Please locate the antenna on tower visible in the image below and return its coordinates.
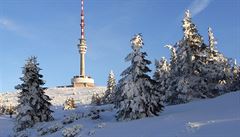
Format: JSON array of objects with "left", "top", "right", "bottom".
[{"left": 80, "top": 0, "right": 85, "bottom": 40}]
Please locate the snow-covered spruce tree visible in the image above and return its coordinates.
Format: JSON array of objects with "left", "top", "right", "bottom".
[
  {"left": 115, "top": 34, "right": 164, "bottom": 121},
  {"left": 15, "top": 57, "right": 54, "bottom": 132},
  {"left": 103, "top": 70, "right": 116, "bottom": 104},
  {"left": 153, "top": 57, "right": 170, "bottom": 102},
  {"left": 163, "top": 45, "right": 177, "bottom": 103},
  {"left": 203, "top": 27, "right": 232, "bottom": 96},
  {"left": 165, "top": 10, "right": 208, "bottom": 105}
]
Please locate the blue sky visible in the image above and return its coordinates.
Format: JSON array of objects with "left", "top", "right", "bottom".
[{"left": 0, "top": 0, "right": 239, "bottom": 92}]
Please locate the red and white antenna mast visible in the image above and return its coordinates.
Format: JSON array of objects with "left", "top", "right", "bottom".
[
  {"left": 78, "top": 0, "right": 87, "bottom": 77},
  {"left": 81, "top": 0, "right": 85, "bottom": 39}
]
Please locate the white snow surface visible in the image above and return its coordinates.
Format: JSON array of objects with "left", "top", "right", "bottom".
[{"left": 0, "top": 90, "right": 240, "bottom": 137}]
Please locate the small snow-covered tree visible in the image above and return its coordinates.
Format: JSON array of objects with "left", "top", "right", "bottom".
[
  {"left": 153, "top": 57, "right": 170, "bottom": 82},
  {"left": 115, "top": 34, "right": 164, "bottom": 121},
  {"left": 230, "top": 59, "right": 240, "bottom": 91},
  {"left": 153, "top": 57, "right": 170, "bottom": 102},
  {"left": 165, "top": 45, "right": 177, "bottom": 70},
  {"left": 232, "top": 60, "right": 239, "bottom": 80},
  {"left": 103, "top": 70, "right": 116, "bottom": 104},
  {"left": 15, "top": 57, "right": 54, "bottom": 132}
]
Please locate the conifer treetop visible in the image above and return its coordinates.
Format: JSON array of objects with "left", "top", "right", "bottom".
[
  {"left": 185, "top": 10, "right": 191, "bottom": 19},
  {"left": 165, "top": 45, "right": 176, "bottom": 57},
  {"left": 233, "top": 59, "right": 238, "bottom": 75},
  {"left": 208, "top": 27, "right": 217, "bottom": 51},
  {"left": 130, "top": 33, "right": 144, "bottom": 51},
  {"left": 154, "top": 57, "right": 168, "bottom": 72},
  {"left": 159, "top": 57, "right": 167, "bottom": 67},
  {"left": 107, "top": 70, "right": 116, "bottom": 90},
  {"left": 182, "top": 10, "right": 203, "bottom": 46},
  {"left": 182, "top": 10, "right": 192, "bottom": 39},
  {"left": 234, "top": 59, "right": 237, "bottom": 66},
  {"left": 164, "top": 45, "right": 177, "bottom": 66},
  {"left": 23, "top": 56, "right": 40, "bottom": 74},
  {"left": 25, "top": 56, "right": 38, "bottom": 67},
  {"left": 109, "top": 70, "right": 115, "bottom": 78}
]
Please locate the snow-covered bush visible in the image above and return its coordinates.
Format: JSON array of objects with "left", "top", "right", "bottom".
[
  {"left": 88, "top": 107, "right": 100, "bottom": 120},
  {"left": 0, "top": 105, "right": 16, "bottom": 115},
  {"left": 38, "top": 123, "right": 63, "bottom": 136},
  {"left": 62, "top": 113, "right": 84, "bottom": 125},
  {"left": 88, "top": 130, "right": 96, "bottom": 136},
  {"left": 0, "top": 105, "right": 4, "bottom": 113},
  {"left": 14, "top": 130, "right": 29, "bottom": 137},
  {"left": 63, "top": 98, "right": 77, "bottom": 110},
  {"left": 62, "top": 115, "right": 76, "bottom": 125},
  {"left": 96, "top": 122, "right": 106, "bottom": 128},
  {"left": 91, "top": 93, "right": 104, "bottom": 105},
  {"left": 62, "top": 124, "right": 83, "bottom": 137},
  {"left": 14, "top": 57, "right": 54, "bottom": 132}
]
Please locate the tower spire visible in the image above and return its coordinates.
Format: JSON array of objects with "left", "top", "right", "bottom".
[
  {"left": 81, "top": 0, "right": 85, "bottom": 40},
  {"left": 79, "top": 0, "right": 87, "bottom": 77}
]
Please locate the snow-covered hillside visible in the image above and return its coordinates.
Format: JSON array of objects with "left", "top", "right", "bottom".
[
  {"left": 0, "top": 91, "right": 239, "bottom": 137},
  {"left": 0, "top": 87, "right": 106, "bottom": 106}
]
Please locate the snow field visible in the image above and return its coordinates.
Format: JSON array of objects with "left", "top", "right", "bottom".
[{"left": 1, "top": 91, "right": 239, "bottom": 137}]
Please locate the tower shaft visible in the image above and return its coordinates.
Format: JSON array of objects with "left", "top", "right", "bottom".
[{"left": 80, "top": 44, "right": 86, "bottom": 76}]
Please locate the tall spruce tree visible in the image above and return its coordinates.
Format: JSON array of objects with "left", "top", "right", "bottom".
[
  {"left": 166, "top": 10, "right": 203, "bottom": 104},
  {"left": 103, "top": 70, "right": 116, "bottom": 104},
  {"left": 165, "top": 10, "right": 208, "bottom": 105},
  {"left": 163, "top": 45, "right": 179, "bottom": 103},
  {"left": 115, "top": 34, "right": 164, "bottom": 121},
  {"left": 204, "top": 27, "right": 232, "bottom": 96},
  {"left": 15, "top": 57, "right": 53, "bottom": 132}
]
